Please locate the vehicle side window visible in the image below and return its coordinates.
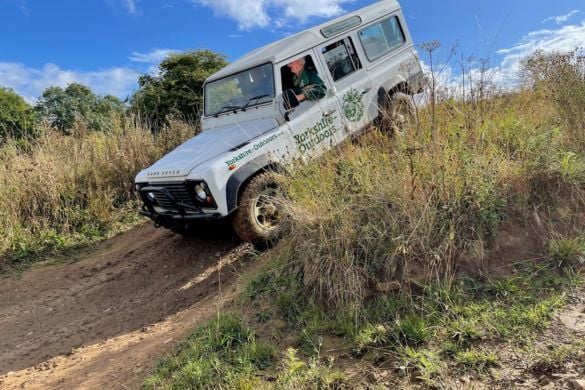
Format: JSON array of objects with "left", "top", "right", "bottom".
[
  {"left": 280, "top": 55, "right": 327, "bottom": 103},
  {"left": 321, "top": 37, "right": 363, "bottom": 82},
  {"left": 359, "top": 16, "right": 405, "bottom": 61}
]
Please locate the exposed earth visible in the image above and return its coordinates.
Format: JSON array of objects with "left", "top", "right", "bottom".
[{"left": 0, "top": 223, "right": 258, "bottom": 389}]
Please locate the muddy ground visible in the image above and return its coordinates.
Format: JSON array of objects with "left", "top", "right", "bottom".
[{"left": 0, "top": 223, "right": 258, "bottom": 389}]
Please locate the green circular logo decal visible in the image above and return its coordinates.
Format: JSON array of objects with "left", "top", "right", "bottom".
[{"left": 343, "top": 88, "right": 365, "bottom": 122}]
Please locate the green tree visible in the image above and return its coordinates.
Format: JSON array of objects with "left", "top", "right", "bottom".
[
  {"left": 35, "top": 83, "right": 124, "bottom": 134},
  {"left": 0, "top": 87, "right": 35, "bottom": 142},
  {"left": 131, "top": 50, "right": 227, "bottom": 131}
]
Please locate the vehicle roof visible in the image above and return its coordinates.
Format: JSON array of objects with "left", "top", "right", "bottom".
[{"left": 206, "top": 0, "right": 401, "bottom": 82}]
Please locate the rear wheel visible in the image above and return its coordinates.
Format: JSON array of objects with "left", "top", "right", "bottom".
[
  {"left": 380, "top": 92, "right": 418, "bottom": 135},
  {"left": 232, "top": 172, "right": 284, "bottom": 247}
]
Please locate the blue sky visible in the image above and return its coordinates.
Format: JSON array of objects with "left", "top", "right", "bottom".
[{"left": 0, "top": 0, "right": 583, "bottom": 101}]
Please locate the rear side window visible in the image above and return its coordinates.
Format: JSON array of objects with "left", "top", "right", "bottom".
[
  {"left": 359, "top": 16, "right": 405, "bottom": 61},
  {"left": 321, "top": 37, "right": 363, "bottom": 82}
]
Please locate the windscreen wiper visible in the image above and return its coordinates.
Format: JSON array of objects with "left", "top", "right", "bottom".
[
  {"left": 213, "top": 95, "right": 270, "bottom": 118},
  {"left": 213, "top": 105, "right": 244, "bottom": 118},
  {"left": 243, "top": 94, "right": 270, "bottom": 110}
]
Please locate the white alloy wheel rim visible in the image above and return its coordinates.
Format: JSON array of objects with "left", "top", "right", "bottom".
[{"left": 252, "top": 190, "right": 280, "bottom": 231}]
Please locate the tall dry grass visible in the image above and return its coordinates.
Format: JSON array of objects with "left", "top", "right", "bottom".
[
  {"left": 0, "top": 118, "right": 194, "bottom": 268},
  {"left": 522, "top": 49, "right": 585, "bottom": 147},
  {"left": 275, "top": 51, "right": 585, "bottom": 309}
]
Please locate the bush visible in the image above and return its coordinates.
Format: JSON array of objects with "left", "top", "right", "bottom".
[
  {"left": 131, "top": 50, "right": 227, "bottom": 132},
  {"left": 0, "top": 87, "right": 35, "bottom": 142},
  {"left": 34, "top": 83, "right": 124, "bottom": 135},
  {"left": 278, "top": 127, "right": 505, "bottom": 308}
]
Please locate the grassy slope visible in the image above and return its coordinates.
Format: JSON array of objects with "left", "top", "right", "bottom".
[
  {"left": 144, "top": 210, "right": 585, "bottom": 389},
  {"left": 144, "top": 52, "right": 585, "bottom": 388}
]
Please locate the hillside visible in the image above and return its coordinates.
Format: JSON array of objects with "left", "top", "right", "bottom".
[
  {"left": 0, "top": 51, "right": 584, "bottom": 389},
  {"left": 141, "top": 50, "right": 585, "bottom": 388}
]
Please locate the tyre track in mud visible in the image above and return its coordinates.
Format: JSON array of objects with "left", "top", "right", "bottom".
[{"left": 0, "top": 223, "right": 256, "bottom": 389}]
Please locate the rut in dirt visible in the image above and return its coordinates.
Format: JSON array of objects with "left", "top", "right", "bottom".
[{"left": 0, "top": 222, "right": 247, "bottom": 375}]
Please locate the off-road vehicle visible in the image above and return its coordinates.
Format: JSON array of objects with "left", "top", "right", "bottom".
[{"left": 134, "top": 0, "right": 425, "bottom": 245}]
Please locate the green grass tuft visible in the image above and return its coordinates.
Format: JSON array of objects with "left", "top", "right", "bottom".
[
  {"left": 144, "top": 314, "right": 276, "bottom": 389},
  {"left": 455, "top": 349, "right": 499, "bottom": 372},
  {"left": 549, "top": 235, "right": 585, "bottom": 270}
]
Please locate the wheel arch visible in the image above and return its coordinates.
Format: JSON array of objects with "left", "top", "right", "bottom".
[
  {"left": 389, "top": 81, "right": 411, "bottom": 95},
  {"left": 376, "top": 81, "right": 412, "bottom": 123},
  {"left": 226, "top": 155, "right": 283, "bottom": 214},
  {"left": 377, "top": 81, "right": 411, "bottom": 106}
]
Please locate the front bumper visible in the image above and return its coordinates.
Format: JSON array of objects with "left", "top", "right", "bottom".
[{"left": 139, "top": 186, "right": 221, "bottom": 228}]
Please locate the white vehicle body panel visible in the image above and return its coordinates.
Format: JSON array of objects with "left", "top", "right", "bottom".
[{"left": 141, "top": 117, "right": 278, "bottom": 179}]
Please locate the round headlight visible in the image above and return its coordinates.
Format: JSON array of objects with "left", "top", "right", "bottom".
[{"left": 194, "top": 184, "right": 207, "bottom": 201}]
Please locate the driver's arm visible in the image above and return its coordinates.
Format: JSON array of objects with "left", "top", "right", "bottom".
[{"left": 302, "top": 71, "right": 327, "bottom": 101}]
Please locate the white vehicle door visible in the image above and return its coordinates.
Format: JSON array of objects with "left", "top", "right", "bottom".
[
  {"left": 278, "top": 51, "right": 345, "bottom": 160},
  {"left": 318, "top": 35, "right": 374, "bottom": 135}
]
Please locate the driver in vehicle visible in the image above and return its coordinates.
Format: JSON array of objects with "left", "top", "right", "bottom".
[{"left": 287, "top": 57, "right": 327, "bottom": 102}]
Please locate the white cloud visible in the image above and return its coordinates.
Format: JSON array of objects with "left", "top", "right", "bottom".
[
  {"left": 0, "top": 0, "right": 29, "bottom": 15},
  {"left": 273, "top": 0, "right": 346, "bottom": 23},
  {"left": 122, "top": 0, "right": 139, "bottom": 15},
  {"left": 0, "top": 62, "right": 138, "bottom": 102},
  {"left": 497, "top": 21, "right": 585, "bottom": 71},
  {"left": 192, "top": 0, "right": 349, "bottom": 30},
  {"left": 129, "top": 48, "right": 179, "bottom": 76},
  {"left": 105, "top": 0, "right": 140, "bottom": 15},
  {"left": 130, "top": 49, "right": 178, "bottom": 64},
  {"left": 423, "top": 20, "right": 585, "bottom": 96},
  {"left": 193, "top": 0, "right": 270, "bottom": 29},
  {"left": 0, "top": 48, "right": 181, "bottom": 103},
  {"left": 543, "top": 10, "right": 580, "bottom": 25},
  {"left": 18, "top": 0, "right": 29, "bottom": 16}
]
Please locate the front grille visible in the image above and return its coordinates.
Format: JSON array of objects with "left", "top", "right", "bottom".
[{"left": 149, "top": 182, "right": 195, "bottom": 211}]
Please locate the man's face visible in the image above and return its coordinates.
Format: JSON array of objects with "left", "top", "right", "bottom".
[{"left": 288, "top": 59, "right": 304, "bottom": 76}]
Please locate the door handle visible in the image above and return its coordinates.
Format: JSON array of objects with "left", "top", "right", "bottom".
[
  {"left": 324, "top": 108, "right": 337, "bottom": 117},
  {"left": 361, "top": 87, "right": 371, "bottom": 95}
]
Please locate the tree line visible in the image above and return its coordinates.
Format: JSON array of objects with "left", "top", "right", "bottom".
[{"left": 0, "top": 50, "right": 227, "bottom": 142}]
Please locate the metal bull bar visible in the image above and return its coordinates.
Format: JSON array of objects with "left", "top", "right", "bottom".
[{"left": 138, "top": 186, "right": 213, "bottom": 227}]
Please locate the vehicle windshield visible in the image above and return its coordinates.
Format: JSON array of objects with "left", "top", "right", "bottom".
[{"left": 204, "top": 63, "right": 275, "bottom": 117}]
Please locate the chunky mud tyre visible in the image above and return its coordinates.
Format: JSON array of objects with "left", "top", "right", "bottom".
[
  {"left": 232, "top": 172, "right": 284, "bottom": 248},
  {"left": 380, "top": 92, "right": 418, "bottom": 135}
]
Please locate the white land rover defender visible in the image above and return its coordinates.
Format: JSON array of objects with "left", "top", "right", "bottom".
[{"left": 134, "top": 0, "right": 425, "bottom": 245}]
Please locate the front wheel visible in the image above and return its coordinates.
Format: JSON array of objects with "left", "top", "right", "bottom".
[{"left": 232, "top": 172, "right": 284, "bottom": 247}]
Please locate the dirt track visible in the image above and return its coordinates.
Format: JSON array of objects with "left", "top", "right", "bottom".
[{"left": 0, "top": 223, "right": 255, "bottom": 389}]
